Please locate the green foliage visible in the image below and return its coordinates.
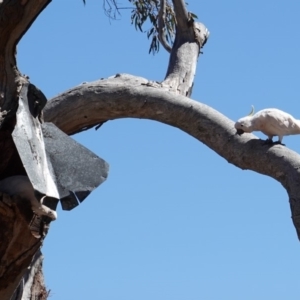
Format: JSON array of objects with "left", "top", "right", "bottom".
[
  {"left": 87, "top": 0, "right": 195, "bottom": 55},
  {"left": 129, "top": 0, "right": 176, "bottom": 54}
]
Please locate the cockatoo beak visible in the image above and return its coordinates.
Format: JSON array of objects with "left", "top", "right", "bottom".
[{"left": 236, "top": 129, "right": 245, "bottom": 135}]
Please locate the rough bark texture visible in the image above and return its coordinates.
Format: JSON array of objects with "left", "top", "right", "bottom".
[
  {"left": 44, "top": 74, "right": 300, "bottom": 240},
  {"left": 158, "top": 0, "right": 172, "bottom": 53},
  {"left": 11, "top": 251, "right": 49, "bottom": 300},
  {"left": 0, "top": 1, "right": 51, "bottom": 299},
  {"left": 0, "top": 192, "right": 42, "bottom": 300},
  {"left": 0, "top": 0, "right": 51, "bottom": 122}
]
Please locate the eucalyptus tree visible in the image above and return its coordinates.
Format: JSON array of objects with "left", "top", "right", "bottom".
[{"left": 0, "top": 1, "right": 299, "bottom": 299}]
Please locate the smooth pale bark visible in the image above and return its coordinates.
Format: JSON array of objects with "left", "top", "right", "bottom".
[
  {"left": 44, "top": 74, "right": 300, "bottom": 239},
  {"left": 160, "top": 0, "right": 209, "bottom": 97},
  {"left": 158, "top": 0, "right": 172, "bottom": 53},
  {"left": 11, "top": 251, "right": 48, "bottom": 300}
]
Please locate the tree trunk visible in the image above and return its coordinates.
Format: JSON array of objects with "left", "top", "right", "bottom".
[
  {"left": 0, "top": 1, "right": 51, "bottom": 298},
  {"left": 161, "top": 0, "right": 209, "bottom": 96},
  {"left": 11, "top": 251, "right": 49, "bottom": 300}
]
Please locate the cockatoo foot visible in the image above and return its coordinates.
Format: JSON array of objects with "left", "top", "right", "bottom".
[
  {"left": 273, "top": 140, "right": 285, "bottom": 146},
  {"left": 263, "top": 139, "right": 285, "bottom": 146},
  {"left": 263, "top": 139, "right": 274, "bottom": 145}
]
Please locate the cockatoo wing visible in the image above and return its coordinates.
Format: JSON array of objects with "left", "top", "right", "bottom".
[{"left": 257, "top": 109, "right": 300, "bottom": 136}]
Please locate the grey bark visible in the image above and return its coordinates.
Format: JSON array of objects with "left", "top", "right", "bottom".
[
  {"left": 171, "top": 0, "right": 189, "bottom": 29},
  {"left": 158, "top": 0, "right": 172, "bottom": 53},
  {"left": 44, "top": 73, "right": 300, "bottom": 239},
  {"left": 161, "top": 0, "right": 209, "bottom": 96}
]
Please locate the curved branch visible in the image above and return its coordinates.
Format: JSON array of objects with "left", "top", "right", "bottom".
[
  {"left": 5, "top": 0, "right": 51, "bottom": 49},
  {"left": 44, "top": 74, "right": 300, "bottom": 240},
  {"left": 158, "top": 0, "right": 172, "bottom": 53}
]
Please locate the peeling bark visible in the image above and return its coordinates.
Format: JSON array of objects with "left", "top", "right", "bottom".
[
  {"left": 44, "top": 74, "right": 300, "bottom": 240},
  {"left": 11, "top": 251, "right": 49, "bottom": 300}
]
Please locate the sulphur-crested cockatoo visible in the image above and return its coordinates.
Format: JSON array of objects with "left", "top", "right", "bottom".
[
  {"left": 0, "top": 175, "right": 57, "bottom": 220},
  {"left": 235, "top": 106, "right": 300, "bottom": 144}
]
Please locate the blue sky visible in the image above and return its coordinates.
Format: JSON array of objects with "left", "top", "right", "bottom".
[{"left": 18, "top": 0, "right": 300, "bottom": 299}]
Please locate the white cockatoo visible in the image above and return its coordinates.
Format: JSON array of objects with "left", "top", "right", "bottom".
[
  {"left": 0, "top": 175, "right": 57, "bottom": 220},
  {"left": 235, "top": 106, "right": 300, "bottom": 144}
]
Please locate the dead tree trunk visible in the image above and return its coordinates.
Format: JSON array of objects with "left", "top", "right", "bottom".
[
  {"left": 11, "top": 251, "right": 49, "bottom": 300},
  {"left": 0, "top": 1, "right": 51, "bottom": 299}
]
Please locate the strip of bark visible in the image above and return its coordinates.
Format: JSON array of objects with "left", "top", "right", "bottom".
[{"left": 0, "top": 192, "right": 42, "bottom": 300}]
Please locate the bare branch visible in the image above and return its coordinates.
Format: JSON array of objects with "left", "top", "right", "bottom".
[
  {"left": 43, "top": 74, "right": 300, "bottom": 243},
  {"left": 157, "top": 0, "right": 209, "bottom": 96},
  {"left": 161, "top": 19, "right": 209, "bottom": 97},
  {"left": 158, "top": 0, "right": 172, "bottom": 52},
  {"left": 171, "top": 0, "right": 189, "bottom": 30}
]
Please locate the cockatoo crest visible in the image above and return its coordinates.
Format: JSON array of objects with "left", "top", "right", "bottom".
[{"left": 235, "top": 106, "right": 255, "bottom": 135}]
